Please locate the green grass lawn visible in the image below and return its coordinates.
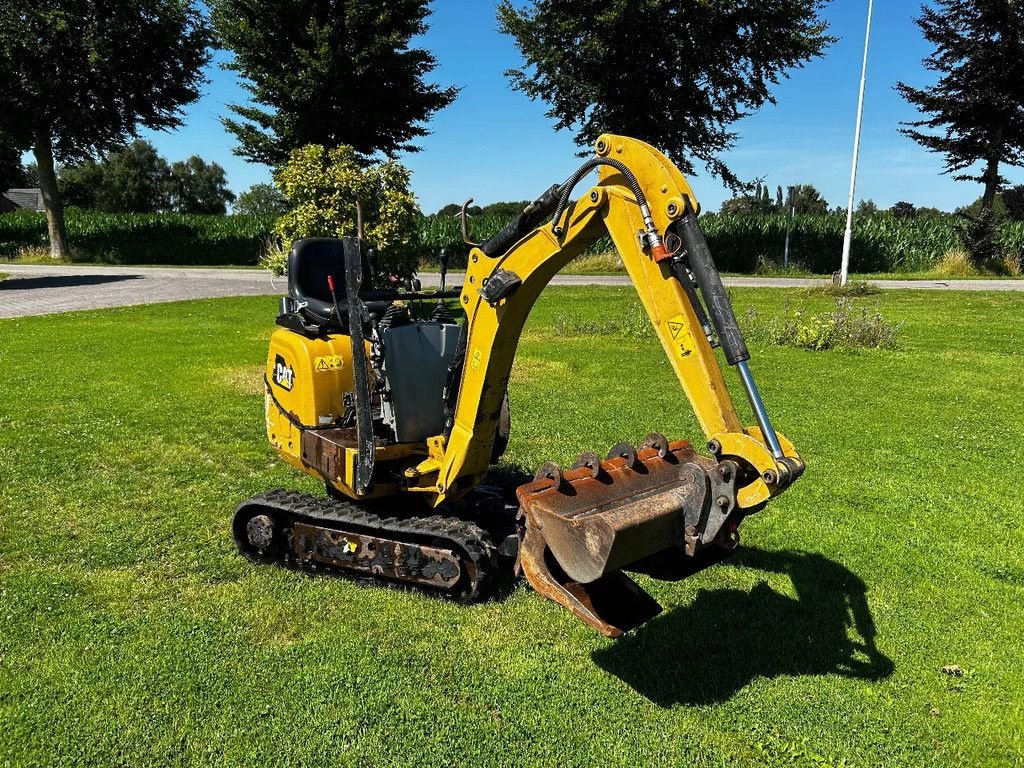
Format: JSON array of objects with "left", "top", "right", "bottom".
[{"left": 2, "top": 287, "right": 1022, "bottom": 767}]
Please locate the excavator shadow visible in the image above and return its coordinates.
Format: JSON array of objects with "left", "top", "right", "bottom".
[{"left": 593, "top": 547, "right": 894, "bottom": 707}]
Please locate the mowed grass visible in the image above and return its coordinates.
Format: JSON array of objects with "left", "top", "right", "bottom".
[{"left": 1, "top": 287, "right": 1023, "bottom": 767}]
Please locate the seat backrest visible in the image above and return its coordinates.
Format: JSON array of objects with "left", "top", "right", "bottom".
[{"left": 288, "top": 238, "right": 347, "bottom": 322}]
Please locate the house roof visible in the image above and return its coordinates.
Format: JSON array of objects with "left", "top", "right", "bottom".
[{"left": 1, "top": 189, "right": 45, "bottom": 212}]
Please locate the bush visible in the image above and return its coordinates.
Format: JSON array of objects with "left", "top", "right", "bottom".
[
  {"left": 743, "top": 298, "right": 901, "bottom": 351},
  {"left": 274, "top": 145, "right": 419, "bottom": 283}
]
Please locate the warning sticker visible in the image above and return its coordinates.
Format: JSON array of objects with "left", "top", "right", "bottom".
[
  {"left": 665, "top": 315, "right": 692, "bottom": 358},
  {"left": 314, "top": 355, "right": 345, "bottom": 372},
  {"left": 666, "top": 315, "right": 687, "bottom": 340}
]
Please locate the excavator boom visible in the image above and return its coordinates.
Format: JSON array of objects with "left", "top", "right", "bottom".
[{"left": 430, "top": 135, "right": 804, "bottom": 634}]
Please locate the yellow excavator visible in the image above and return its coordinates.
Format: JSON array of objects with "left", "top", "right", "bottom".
[{"left": 233, "top": 134, "right": 804, "bottom": 637}]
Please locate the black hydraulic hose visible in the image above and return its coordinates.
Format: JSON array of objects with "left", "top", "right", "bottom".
[
  {"left": 550, "top": 157, "right": 651, "bottom": 236},
  {"left": 481, "top": 184, "right": 561, "bottom": 258},
  {"left": 677, "top": 210, "right": 750, "bottom": 366}
]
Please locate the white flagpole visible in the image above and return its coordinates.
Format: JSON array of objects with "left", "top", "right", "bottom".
[{"left": 840, "top": 0, "right": 874, "bottom": 286}]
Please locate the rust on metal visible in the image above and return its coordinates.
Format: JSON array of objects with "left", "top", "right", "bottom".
[
  {"left": 300, "top": 427, "right": 359, "bottom": 481},
  {"left": 291, "top": 522, "right": 462, "bottom": 588},
  {"left": 516, "top": 437, "right": 743, "bottom": 637},
  {"left": 518, "top": 439, "right": 704, "bottom": 584}
]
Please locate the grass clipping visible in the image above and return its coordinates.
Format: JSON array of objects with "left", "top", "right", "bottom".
[{"left": 743, "top": 298, "right": 901, "bottom": 351}]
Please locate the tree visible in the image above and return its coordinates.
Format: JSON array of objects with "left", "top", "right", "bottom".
[
  {"left": 0, "top": 1, "right": 211, "bottom": 257},
  {"left": 235, "top": 183, "right": 289, "bottom": 217},
  {"left": 896, "top": 1, "right": 1024, "bottom": 228},
  {"left": 61, "top": 140, "right": 172, "bottom": 213},
  {"left": 168, "top": 157, "right": 235, "bottom": 214},
  {"left": 92, "top": 140, "right": 171, "bottom": 213},
  {"left": 720, "top": 182, "right": 779, "bottom": 215},
  {"left": 856, "top": 199, "right": 879, "bottom": 215},
  {"left": 498, "top": 0, "right": 833, "bottom": 188},
  {"left": 274, "top": 145, "right": 420, "bottom": 282},
  {"left": 0, "top": 137, "right": 26, "bottom": 192},
  {"left": 211, "top": 0, "right": 456, "bottom": 167},
  {"left": 1000, "top": 184, "right": 1024, "bottom": 221},
  {"left": 790, "top": 185, "right": 829, "bottom": 215},
  {"left": 890, "top": 201, "right": 918, "bottom": 219}
]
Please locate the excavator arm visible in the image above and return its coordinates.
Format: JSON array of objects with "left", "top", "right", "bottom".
[{"left": 433, "top": 135, "right": 804, "bottom": 635}]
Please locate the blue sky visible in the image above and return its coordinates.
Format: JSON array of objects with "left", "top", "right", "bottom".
[{"left": 135, "top": 0, "right": 1021, "bottom": 215}]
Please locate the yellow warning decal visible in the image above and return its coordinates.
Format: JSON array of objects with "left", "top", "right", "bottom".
[
  {"left": 666, "top": 315, "right": 687, "bottom": 340},
  {"left": 665, "top": 315, "right": 692, "bottom": 358},
  {"left": 314, "top": 355, "right": 345, "bottom": 372}
]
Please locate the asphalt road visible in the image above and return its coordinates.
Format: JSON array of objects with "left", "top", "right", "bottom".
[{"left": 1, "top": 263, "right": 1022, "bottom": 319}]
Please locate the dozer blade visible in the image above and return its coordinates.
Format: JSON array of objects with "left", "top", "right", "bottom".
[{"left": 516, "top": 435, "right": 738, "bottom": 637}]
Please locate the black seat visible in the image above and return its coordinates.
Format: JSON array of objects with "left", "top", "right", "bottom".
[{"left": 287, "top": 238, "right": 391, "bottom": 326}]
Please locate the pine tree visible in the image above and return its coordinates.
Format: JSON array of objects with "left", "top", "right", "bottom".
[
  {"left": 897, "top": 0, "right": 1024, "bottom": 215},
  {"left": 498, "top": 0, "right": 833, "bottom": 188},
  {"left": 212, "top": 0, "right": 456, "bottom": 167}
]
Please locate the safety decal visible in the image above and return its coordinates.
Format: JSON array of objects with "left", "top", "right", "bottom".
[
  {"left": 667, "top": 315, "right": 686, "bottom": 340},
  {"left": 272, "top": 354, "right": 294, "bottom": 391},
  {"left": 315, "top": 355, "right": 345, "bottom": 373},
  {"left": 666, "top": 315, "right": 692, "bottom": 358}
]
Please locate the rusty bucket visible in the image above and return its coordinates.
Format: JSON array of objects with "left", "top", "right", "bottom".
[{"left": 516, "top": 434, "right": 738, "bottom": 637}]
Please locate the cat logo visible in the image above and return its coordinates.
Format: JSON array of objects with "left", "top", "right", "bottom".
[{"left": 272, "top": 354, "right": 294, "bottom": 391}]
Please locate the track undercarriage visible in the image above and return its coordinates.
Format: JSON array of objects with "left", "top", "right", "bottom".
[{"left": 233, "top": 432, "right": 781, "bottom": 637}]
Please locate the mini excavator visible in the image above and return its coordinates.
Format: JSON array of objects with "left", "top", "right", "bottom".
[{"left": 233, "top": 135, "right": 804, "bottom": 637}]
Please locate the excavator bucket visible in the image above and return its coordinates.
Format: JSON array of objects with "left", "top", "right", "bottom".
[{"left": 516, "top": 434, "right": 739, "bottom": 637}]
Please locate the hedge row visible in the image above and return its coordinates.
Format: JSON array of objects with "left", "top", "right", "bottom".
[{"left": 4, "top": 208, "right": 1024, "bottom": 272}]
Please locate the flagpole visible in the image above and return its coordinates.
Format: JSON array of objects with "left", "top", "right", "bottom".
[{"left": 840, "top": 0, "right": 874, "bottom": 286}]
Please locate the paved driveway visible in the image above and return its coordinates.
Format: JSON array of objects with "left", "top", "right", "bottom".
[{"left": 1, "top": 263, "right": 1022, "bottom": 319}]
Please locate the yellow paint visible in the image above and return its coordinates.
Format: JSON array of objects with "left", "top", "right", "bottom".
[{"left": 265, "top": 134, "right": 801, "bottom": 510}]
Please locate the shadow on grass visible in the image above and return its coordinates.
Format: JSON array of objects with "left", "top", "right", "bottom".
[
  {"left": 594, "top": 547, "right": 894, "bottom": 707},
  {"left": 0, "top": 274, "right": 141, "bottom": 290}
]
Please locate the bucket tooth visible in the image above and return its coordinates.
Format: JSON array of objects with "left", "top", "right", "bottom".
[
  {"left": 606, "top": 442, "right": 639, "bottom": 469},
  {"left": 572, "top": 451, "right": 604, "bottom": 478}
]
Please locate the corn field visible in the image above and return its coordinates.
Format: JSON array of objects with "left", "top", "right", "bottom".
[
  {"left": 3, "top": 208, "right": 1023, "bottom": 272},
  {"left": 0, "top": 210, "right": 275, "bottom": 265}
]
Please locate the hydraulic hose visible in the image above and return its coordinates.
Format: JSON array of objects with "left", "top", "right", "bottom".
[
  {"left": 550, "top": 157, "right": 647, "bottom": 236},
  {"left": 549, "top": 156, "right": 669, "bottom": 261}
]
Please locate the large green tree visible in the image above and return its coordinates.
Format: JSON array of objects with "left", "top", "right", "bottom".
[
  {"left": 498, "top": 0, "right": 833, "bottom": 188},
  {"left": 211, "top": 0, "right": 457, "bottom": 167},
  {"left": 168, "top": 156, "right": 236, "bottom": 214},
  {"left": 897, "top": 1, "right": 1024, "bottom": 217},
  {"left": 62, "top": 141, "right": 236, "bottom": 214},
  {"left": 62, "top": 140, "right": 172, "bottom": 213},
  {"left": 234, "top": 183, "right": 289, "bottom": 217},
  {"left": 0, "top": 1, "right": 211, "bottom": 256}
]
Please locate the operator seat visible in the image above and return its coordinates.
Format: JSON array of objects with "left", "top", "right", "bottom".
[{"left": 286, "top": 237, "right": 392, "bottom": 326}]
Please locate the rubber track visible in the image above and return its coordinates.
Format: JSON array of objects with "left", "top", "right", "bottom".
[{"left": 234, "top": 488, "right": 498, "bottom": 602}]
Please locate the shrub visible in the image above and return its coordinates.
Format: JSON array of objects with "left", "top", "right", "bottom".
[
  {"left": 274, "top": 145, "right": 419, "bottom": 283},
  {"left": 743, "top": 298, "right": 901, "bottom": 351}
]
